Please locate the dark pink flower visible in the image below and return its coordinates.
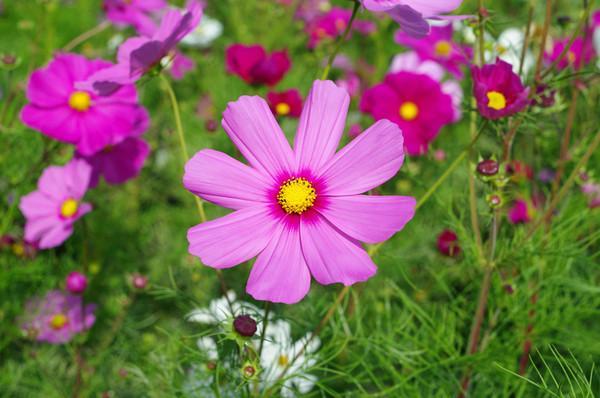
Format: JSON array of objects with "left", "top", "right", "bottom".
[
  {"left": 508, "top": 198, "right": 535, "bottom": 224},
  {"left": 336, "top": 72, "right": 361, "bottom": 98},
  {"left": 359, "top": 71, "right": 454, "bottom": 156},
  {"left": 66, "top": 271, "right": 88, "bottom": 294},
  {"left": 102, "top": 0, "right": 167, "bottom": 36},
  {"left": 544, "top": 37, "right": 595, "bottom": 70},
  {"left": 19, "top": 159, "right": 93, "bottom": 249},
  {"left": 132, "top": 273, "right": 148, "bottom": 289},
  {"left": 0, "top": 235, "right": 38, "bottom": 258},
  {"left": 394, "top": 24, "right": 471, "bottom": 78},
  {"left": 21, "top": 54, "right": 145, "bottom": 156},
  {"left": 267, "top": 89, "right": 303, "bottom": 118},
  {"left": 471, "top": 58, "right": 530, "bottom": 119},
  {"left": 306, "top": 7, "right": 375, "bottom": 49},
  {"left": 79, "top": 1, "right": 203, "bottom": 95},
  {"left": 437, "top": 229, "right": 460, "bottom": 256},
  {"left": 165, "top": 51, "right": 195, "bottom": 80},
  {"left": 506, "top": 160, "right": 533, "bottom": 182},
  {"left": 225, "top": 44, "right": 290, "bottom": 86},
  {"left": 20, "top": 290, "right": 96, "bottom": 344}
]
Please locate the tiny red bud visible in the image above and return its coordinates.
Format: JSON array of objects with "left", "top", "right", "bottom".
[
  {"left": 243, "top": 365, "right": 256, "bottom": 377},
  {"left": 233, "top": 314, "right": 257, "bottom": 337},
  {"left": 477, "top": 159, "right": 499, "bottom": 176}
]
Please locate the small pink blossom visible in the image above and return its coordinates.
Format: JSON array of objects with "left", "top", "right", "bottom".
[
  {"left": 66, "top": 271, "right": 88, "bottom": 294},
  {"left": 225, "top": 44, "right": 290, "bottom": 86},
  {"left": 437, "top": 229, "right": 460, "bottom": 256},
  {"left": 508, "top": 198, "right": 535, "bottom": 224},
  {"left": 306, "top": 7, "right": 375, "bottom": 49},
  {"left": 267, "top": 89, "right": 303, "bottom": 118},
  {"left": 166, "top": 52, "right": 196, "bottom": 80},
  {"left": 544, "top": 37, "right": 595, "bottom": 70},
  {"left": 102, "top": 0, "right": 167, "bottom": 36}
]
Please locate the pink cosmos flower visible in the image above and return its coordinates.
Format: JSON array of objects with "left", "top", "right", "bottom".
[
  {"left": 359, "top": 71, "right": 454, "bottom": 156},
  {"left": 506, "top": 160, "right": 533, "bottom": 183},
  {"left": 471, "top": 58, "right": 530, "bottom": 119},
  {"left": 225, "top": 44, "right": 291, "bottom": 86},
  {"left": 183, "top": 80, "right": 416, "bottom": 304},
  {"left": 437, "top": 229, "right": 460, "bottom": 257},
  {"left": 544, "top": 37, "right": 595, "bottom": 70},
  {"left": 166, "top": 52, "right": 196, "bottom": 80},
  {"left": 508, "top": 198, "right": 535, "bottom": 224},
  {"left": 102, "top": 0, "right": 167, "bottom": 36},
  {"left": 359, "top": 0, "right": 470, "bottom": 39},
  {"left": 79, "top": 1, "right": 203, "bottom": 96},
  {"left": 21, "top": 53, "right": 145, "bottom": 156},
  {"left": 306, "top": 7, "right": 376, "bottom": 49},
  {"left": 267, "top": 89, "right": 303, "bottom": 118},
  {"left": 20, "top": 290, "right": 96, "bottom": 344},
  {"left": 394, "top": 24, "right": 471, "bottom": 78},
  {"left": 0, "top": 235, "right": 38, "bottom": 259},
  {"left": 19, "top": 159, "right": 92, "bottom": 249}
]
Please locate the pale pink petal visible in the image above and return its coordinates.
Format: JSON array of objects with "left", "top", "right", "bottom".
[
  {"left": 187, "top": 206, "right": 279, "bottom": 269},
  {"left": 294, "top": 80, "right": 350, "bottom": 172},
  {"left": 38, "top": 222, "right": 74, "bottom": 249},
  {"left": 246, "top": 218, "right": 311, "bottom": 304},
  {"left": 23, "top": 216, "right": 57, "bottom": 242},
  {"left": 221, "top": 96, "right": 294, "bottom": 180},
  {"left": 36, "top": 165, "right": 70, "bottom": 200},
  {"left": 317, "top": 195, "right": 416, "bottom": 244},
  {"left": 300, "top": 212, "right": 377, "bottom": 285},
  {"left": 184, "top": 149, "right": 273, "bottom": 210},
  {"left": 316, "top": 119, "right": 405, "bottom": 195},
  {"left": 19, "top": 191, "right": 56, "bottom": 218}
]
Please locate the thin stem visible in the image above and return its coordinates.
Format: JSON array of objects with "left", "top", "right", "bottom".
[
  {"left": 320, "top": 0, "right": 360, "bottom": 81},
  {"left": 534, "top": 0, "right": 552, "bottom": 80},
  {"left": 62, "top": 20, "right": 111, "bottom": 53},
  {"left": 468, "top": 100, "right": 485, "bottom": 257}
]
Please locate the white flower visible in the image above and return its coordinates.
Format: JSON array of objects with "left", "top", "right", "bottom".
[
  {"left": 593, "top": 28, "right": 600, "bottom": 69},
  {"left": 180, "top": 14, "right": 223, "bottom": 48},
  {"left": 495, "top": 28, "right": 535, "bottom": 76},
  {"left": 258, "top": 320, "right": 320, "bottom": 397}
]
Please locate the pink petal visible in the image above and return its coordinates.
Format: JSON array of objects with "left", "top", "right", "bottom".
[
  {"left": 300, "top": 212, "right": 377, "bottom": 285},
  {"left": 317, "top": 195, "right": 416, "bottom": 244},
  {"left": 316, "top": 119, "right": 405, "bottom": 195},
  {"left": 38, "top": 222, "right": 74, "bottom": 249},
  {"left": 21, "top": 105, "right": 81, "bottom": 144},
  {"left": 184, "top": 149, "right": 273, "bottom": 210},
  {"left": 187, "top": 206, "right": 279, "bottom": 269},
  {"left": 24, "top": 216, "right": 57, "bottom": 242},
  {"left": 294, "top": 80, "right": 350, "bottom": 172},
  {"left": 221, "top": 96, "right": 294, "bottom": 180},
  {"left": 246, "top": 218, "right": 311, "bottom": 304}
]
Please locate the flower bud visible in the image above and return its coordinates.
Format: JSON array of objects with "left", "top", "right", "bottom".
[
  {"left": 477, "top": 159, "right": 499, "bottom": 176},
  {"left": 66, "top": 271, "right": 88, "bottom": 294},
  {"left": 437, "top": 230, "right": 460, "bottom": 257},
  {"left": 233, "top": 314, "right": 257, "bottom": 337},
  {"left": 243, "top": 365, "right": 256, "bottom": 378},
  {"left": 132, "top": 274, "right": 148, "bottom": 289}
]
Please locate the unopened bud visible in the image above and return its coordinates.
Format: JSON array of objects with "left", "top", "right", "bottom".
[
  {"left": 66, "top": 271, "right": 88, "bottom": 294},
  {"left": 477, "top": 159, "right": 499, "bottom": 176},
  {"left": 233, "top": 314, "right": 257, "bottom": 337}
]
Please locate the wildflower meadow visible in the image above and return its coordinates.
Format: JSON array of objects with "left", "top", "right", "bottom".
[{"left": 2, "top": 0, "right": 600, "bottom": 396}]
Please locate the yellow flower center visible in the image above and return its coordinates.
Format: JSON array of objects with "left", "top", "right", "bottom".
[
  {"left": 487, "top": 91, "right": 507, "bottom": 110},
  {"left": 315, "top": 28, "right": 327, "bottom": 38},
  {"left": 275, "top": 103, "right": 291, "bottom": 115},
  {"left": 497, "top": 44, "right": 507, "bottom": 54},
  {"left": 11, "top": 243, "right": 24, "bottom": 256},
  {"left": 434, "top": 40, "right": 452, "bottom": 57},
  {"left": 567, "top": 51, "right": 576, "bottom": 63},
  {"left": 60, "top": 199, "right": 79, "bottom": 218},
  {"left": 335, "top": 18, "right": 346, "bottom": 31},
  {"left": 399, "top": 101, "right": 419, "bottom": 121},
  {"left": 50, "top": 313, "right": 68, "bottom": 330},
  {"left": 278, "top": 355, "right": 288, "bottom": 367},
  {"left": 277, "top": 177, "right": 316, "bottom": 215},
  {"left": 68, "top": 91, "right": 92, "bottom": 112}
]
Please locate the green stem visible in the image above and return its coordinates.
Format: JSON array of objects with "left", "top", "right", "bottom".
[
  {"left": 62, "top": 20, "right": 110, "bottom": 53},
  {"left": 320, "top": 0, "right": 360, "bottom": 81}
]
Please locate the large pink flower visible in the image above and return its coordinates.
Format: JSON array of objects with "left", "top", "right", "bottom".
[
  {"left": 183, "top": 80, "right": 416, "bottom": 304},
  {"left": 102, "top": 0, "right": 167, "bottom": 36},
  {"left": 19, "top": 159, "right": 92, "bottom": 249},
  {"left": 21, "top": 53, "right": 145, "bottom": 156},
  {"left": 359, "top": 71, "right": 454, "bottom": 155},
  {"left": 359, "top": 0, "right": 470, "bottom": 39}
]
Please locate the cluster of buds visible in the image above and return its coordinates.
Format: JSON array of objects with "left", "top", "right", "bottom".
[{"left": 474, "top": 157, "right": 509, "bottom": 208}]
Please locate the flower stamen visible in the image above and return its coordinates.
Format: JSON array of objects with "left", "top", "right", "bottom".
[
  {"left": 487, "top": 91, "right": 507, "bottom": 110},
  {"left": 68, "top": 91, "right": 92, "bottom": 112},
  {"left": 277, "top": 177, "right": 316, "bottom": 214},
  {"left": 399, "top": 101, "right": 418, "bottom": 121},
  {"left": 60, "top": 199, "right": 79, "bottom": 218}
]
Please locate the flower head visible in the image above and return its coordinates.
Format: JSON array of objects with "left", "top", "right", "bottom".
[
  {"left": 184, "top": 80, "right": 415, "bottom": 304},
  {"left": 21, "top": 54, "right": 146, "bottom": 156},
  {"left": 267, "top": 89, "right": 303, "bottom": 118},
  {"left": 508, "top": 198, "right": 535, "bottom": 224},
  {"left": 180, "top": 13, "right": 223, "bottom": 48},
  {"left": 545, "top": 37, "right": 595, "bottom": 70},
  {"left": 66, "top": 271, "right": 88, "bottom": 294},
  {"left": 20, "top": 290, "right": 96, "bottom": 344},
  {"left": 437, "top": 229, "right": 460, "bottom": 256},
  {"left": 306, "top": 7, "right": 375, "bottom": 49},
  {"left": 471, "top": 58, "right": 530, "bottom": 119},
  {"left": 102, "top": 0, "right": 167, "bottom": 36},
  {"left": 19, "top": 159, "right": 93, "bottom": 249},
  {"left": 225, "top": 44, "right": 290, "bottom": 86}
]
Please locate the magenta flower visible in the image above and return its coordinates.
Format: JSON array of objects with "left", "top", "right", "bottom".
[
  {"left": 225, "top": 44, "right": 291, "bottom": 87},
  {"left": 394, "top": 24, "right": 471, "bottom": 78},
  {"left": 66, "top": 271, "right": 88, "bottom": 294},
  {"left": 79, "top": 1, "right": 203, "bottom": 95},
  {"left": 359, "top": 71, "right": 454, "bottom": 156},
  {"left": 21, "top": 53, "right": 146, "bottom": 156},
  {"left": 166, "top": 52, "right": 195, "bottom": 80},
  {"left": 306, "top": 7, "right": 375, "bottom": 49},
  {"left": 20, "top": 290, "right": 96, "bottom": 344},
  {"left": 359, "top": 0, "right": 470, "bottom": 39},
  {"left": 19, "top": 159, "right": 92, "bottom": 249},
  {"left": 267, "top": 89, "right": 303, "bottom": 118},
  {"left": 508, "top": 198, "right": 535, "bottom": 224},
  {"left": 544, "top": 37, "right": 595, "bottom": 70},
  {"left": 437, "top": 229, "right": 460, "bottom": 257},
  {"left": 471, "top": 58, "right": 530, "bottom": 120},
  {"left": 102, "top": 0, "right": 167, "bottom": 36},
  {"left": 183, "top": 80, "right": 416, "bottom": 304}
]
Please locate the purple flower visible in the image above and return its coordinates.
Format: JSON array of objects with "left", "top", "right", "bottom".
[
  {"left": 359, "top": 0, "right": 471, "bottom": 39},
  {"left": 102, "top": 0, "right": 167, "bottom": 36},
  {"left": 183, "top": 80, "right": 416, "bottom": 304},
  {"left": 166, "top": 51, "right": 195, "bottom": 80},
  {"left": 225, "top": 44, "right": 291, "bottom": 86},
  {"left": 21, "top": 54, "right": 146, "bottom": 156},
  {"left": 79, "top": 1, "right": 203, "bottom": 95},
  {"left": 20, "top": 290, "right": 96, "bottom": 344},
  {"left": 66, "top": 271, "right": 88, "bottom": 294},
  {"left": 471, "top": 58, "right": 530, "bottom": 119},
  {"left": 508, "top": 198, "right": 534, "bottom": 224},
  {"left": 306, "top": 7, "right": 375, "bottom": 49},
  {"left": 19, "top": 159, "right": 92, "bottom": 249}
]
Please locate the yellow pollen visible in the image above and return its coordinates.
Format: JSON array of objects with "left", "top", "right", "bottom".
[
  {"left": 567, "top": 51, "right": 576, "bottom": 63},
  {"left": 11, "top": 243, "right": 24, "bottom": 256},
  {"left": 68, "top": 91, "right": 91, "bottom": 112},
  {"left": 60, "top": 199, "right": 79, "bottom": 218},
  {"left": 434, "top": 40, "right": 452, "bottom": 57},
  {"left": 487, "top": 91, "right": 507, "bottom": 110},
  {"left": 527, "top": 206, "right": 536, "bottom": 219},
  {"left": 315, "top": 28, "right": 327, "bottom": 38},
  {"left": 275, "top": 103, "right": 291, "bottom": 115},
  {"left": 399, "top": 102, "right": 418, "bottom": 121},
  {"left": 278, "top": 355, "right": 288, "bottom": 367},
  {"left": 50, "top": 314, "right": 68, "bottom": 330},
  {"left": 335, "top": 18, "right": 346, "bottom": 31},
  {"left": 277, "top": 177, "right": 316, "bottom": 215},
  {"left": 497, "top": 44, "right": 507, "bottom": 54}
]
